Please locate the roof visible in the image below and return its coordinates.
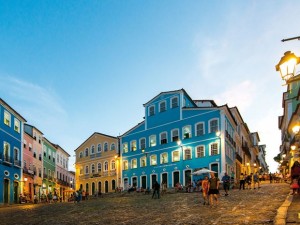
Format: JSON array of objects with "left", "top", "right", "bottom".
[
  {"left": 0, "top": 98, "right": 27, "bottom": 122},
  {"left": 24, "top": 123, "right": 44, "bottom": 135},
  {"left": 74, "top": 132, "right": 118, "bottom": 152},
  {"left": 52, "top": 143, "right": 70, "bottom": 157},
  {"left": 193, "top": 100, "right": 217, "bottom": 107},
  {"left": 120, "top": 121, "right": 145, "bottom": 137}
]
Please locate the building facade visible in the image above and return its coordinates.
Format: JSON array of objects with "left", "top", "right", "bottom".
[
  {"left": 75, "top": 132, "right": 119, "bottom": 194},
  {"left": 0, "top": 98, "right": 26, "bottom": 205},
  {"left": 42, "top": 138, "right": 56, "bottom": 195},
  {"left": 120, "top": 89, "right": 238, "bottom": 190}
]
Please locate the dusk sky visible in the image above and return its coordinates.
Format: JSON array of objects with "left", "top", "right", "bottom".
[{"left": 1, "top": 1, "right": 300, "bottom": 172}]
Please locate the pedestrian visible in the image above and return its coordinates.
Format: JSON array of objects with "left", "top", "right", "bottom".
[
  {"left": 222, "top": 172, "right": 230, "bottom": 196},
  {"left": 201, "top": 176, "right": 209, "bottom": 205},
  {"left": 239, "top": 173, "right": 245, "bottom": 190},
  {"left": 246, "top": 174, "right": 252, "bottom": 189},
  {"left": 82, "top": 190, "right": 86, "bottom": 200},
  {"left": 152, "top": 181, "right": 160, "bottom": 199},
  {"left": 269, "top": 172, "right": 273, "bottom": 183},
  {"left": 291, "top": 161, "right": 300, "bottom": 194},
  {"left": 253, "top": 172, "right": 259, "bottom": 189},
  {"left": 208, "top": 172, "right": 220, "bottom": 207}
]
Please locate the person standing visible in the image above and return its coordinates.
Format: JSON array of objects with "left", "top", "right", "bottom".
[
  {"left": 152, "top": 181, "right": 160, "bottom": 199},
  {"left": 222, "top": 172, "right": 230, "bottom": 196},
  {"left": 253, "top": 172, "right": 259, "bottom": 189},
  {"left": 201, "top": 176, "right": 209, "bottom": 205},
  {"left": 239, "top": 173, "right": 245, "bottom": 190},
  {"left": 208, "top": 172, "right": 220, "bottom": 207}
]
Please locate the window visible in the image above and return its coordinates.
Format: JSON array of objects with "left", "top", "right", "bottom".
[
  {"left": 159, "top": 101, "right": 166, "bottom": 112},
  {"left": 14, "top": 147, "right": 19, "bottom": 161},
  {"left": 85, "top": 165, "right": 89, "bottom": 174},
  {"left": 172, "top": 129, "right": 179, "bottom": 142},
  {"left": 29, "top": 143, "right": 32, "bottom": 152},
  {"left": 57, "top": 154, "right": 59, "bottom": 163},
  {"left": 85, "top": 148, "right": 89, "bottom": 157},
  {"left": 111, "top": 160, "right": 116, "bottom": 170},
  {"left": 172, "top": 151, "right": 180, "bottom": 162},
  {"left": 150, "top": 155, "right": 157, "bottom": 166},
  {"left": 97, "top": 163, "right": 102, "bottom": 172},
  {"left": 160, "top": 132, "right": 167, "bottom": 145},
  {"left": 149, "top": 135, "right": 156, "bottom": 147},
  {"left": 91, "top": 145, "right": 95, "bottom": 154},
  {"left": 183, "top": 125, "right": 191, "bottom": 139},
  {"left": 23, "top": 140, "right": 27, "bottom": 148},
  {"left": 161, "top": 152, "right": 168, "bottom": 164},
  {"left": 140, "top": 156, "right": 146, "bottom": 167},
  {"left": 4, "top": 111, "right": 11, "bottom": 126},
  {"left": 48, "top": 149, "right": 51, "bottom": 160},
  {"left": 33, "top": 150, "right": 37, "bottom": 158},
  {"left": 196, "top": 146, "right": 205, "bottom": 158},
  {"left": 195, "top": 123, "right": 205, "bottom": 136},
  {"left": 4, "top": 142, "right": 10, "bottom": 161},
  {"left": 209, "top": 119, "right": 219, "bottom": 133},
  {"left": 131, "top": 159, "right": 137, "bottom": 169},
  {"left": 104, "top": 161, "right": 108, "bottom": 171},
  {"left": 39, "top": 168, "right": 42, "bottom": 177},
  {"left": 39, "top": 153, "right": 42, "bottom": 161},
  {"left": 131, "top": 140, "right": 137, "bottom": 151},
  {"left": 210, "top": 143, "right": 219, "bottom": 155},
  {"left": 123, "top": 161, "right": 128, "bottom": 170},
  {"left": 97, "top": 144, "right": 102, "bottom": 152},
  {"left": 149, "top": 105, "right": 155, "bottom": 116},
  {"left": 171, "top": 97, "right": 178, "bottom": 108},
  {"left": 91, "top": 164, "right": 95, "bottom": 174},
  {"left": 140, "top": 138, "right": 146, "bottom": 150},
  {"left": 14, "top": 118, "right": 20, "bottom": 133},
  {"left": 184, "top": 148, "right": 191, "bottom": 160},
  {"left": 80, "top": 167, "right": 83, "bottom": 175},
  {"left": 104, "top": 142, "right": 108, "bottom": 152},
  {"left": 111, "top": 143, "right": 116, "bottom": 151},
  {"left": 123, "top": 143, "right": 128, "bottom": 153}
]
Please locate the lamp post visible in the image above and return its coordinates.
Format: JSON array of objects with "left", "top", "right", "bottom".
[{"left": 276, "top": 51, "right": 300, "bottom": 84}]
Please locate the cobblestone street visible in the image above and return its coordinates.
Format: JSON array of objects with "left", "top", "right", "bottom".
[{"left": 0, "top": 183, "right": 290, "bottom": 225}]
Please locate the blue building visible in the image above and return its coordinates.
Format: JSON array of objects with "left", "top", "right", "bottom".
[
  {"left": 0, "top": 99, "right": 26, "bottom": 205},
  {"left": 120, "top": 89, "right": 237, "bottom": 190}
]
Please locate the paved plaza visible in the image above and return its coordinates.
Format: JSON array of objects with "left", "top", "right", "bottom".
[{"left": 0, "top": 183, "right": 291, "bottom": 225}]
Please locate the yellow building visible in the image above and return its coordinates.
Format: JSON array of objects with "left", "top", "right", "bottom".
[{"left": 74, "top": 132, "right": 119, "bottom": 195}]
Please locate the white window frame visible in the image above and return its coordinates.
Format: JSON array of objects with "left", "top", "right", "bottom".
[
  {"left": 104, "top": 142, "right": 108, "bottom": 152},
  {"left": 91, "top": 145, "right": 95, "bottom": 154},
  {"left": 91, "top": 164, "right": 95, "bottom": 174},
  {"left": 123, "top": 160, "right": 128, "bottom": 170},
  {"left": 172, "top": 150, "right": 180, "bottom": 162},
  {"left": 14, "top": 118, "right": 20, "bottom": 133},
  {"left": 140, "top": 138, "right": 146, "bottom": 150},
  {"left": 97, "top": 163, "right": 102, "bottom": 172},
  {"left": 149, "top": 135, "right": 156, "bottom": 147},
  {"left": 4, "top": 110, "right": 11, "bottom": 127},
  {"left": 159, "top": 101, "right": 166, "bottom": 112},
  {"left": 97, "top": 144, "right": 102, "bottom": 153},
  {"left": 85, "top": 165, "right": 89, "bottom": 174},
  {"left": 195, "top": 122, "right": 205, "bottom": 136},
  {"left": 160, "top": 132, "right": 168, "bottom": 145},
  {"left": 208, "top": 118, "right": 219, "bottom": 133},
  {"left": 140, "top": 156, "right": 147, "bottom": 167},
  {"left": 196, "top": 145, "right": 205, "bottom": 158},
  {"left": 182, "top": 125, "right": 192, "bottom": 139},
  {"left": 209, "top": 142, "right": 219, "bottom": 156},
  {"left": 160, "top": 152, "right": 168, "bottom": 164},
  {"left": 85, "top": 148, "right": 89, "bottom": 157},
  {"left": 104, "top": 161, "right": 109, "bottom": 171},
  {"left": 131, "top": 140, "right": 137, "bottom": 151},
  {"left": 171, "top": 97, "right": 179, "bottom": 108},
  {"left": 150, "top": 155, "right": 157, "bottom": 166},
  {"left": 123, "top": 143, "right": 128, "bottom": 153},
  {"left": 111, "top": 160, "right": 116, "bottom": 170},
  {"left": 111, "top": 143, "right": 116, "bottom": 151},
  {"left": 148, "top": 105, "right": 155, "bottom": 116},
  {"left": 184, "top": 148, "right": 192, "bottom": 160},
  {"left": 131, "top": 158, "right": 137, "bottom": 169},
  {"left": 171, "top": 129, "right": 179, "bottom": 142}
]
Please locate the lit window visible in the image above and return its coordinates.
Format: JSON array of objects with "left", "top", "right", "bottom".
[
  {"left": 210, "top": 119, "right": 218, "bottom": 133},
  {"left": 160, "top": 132, "right": 167, "bottom": 145},
  {"left": 140, "top": 156, "right": 146, "bottom": 167},
  {"left": 210, "top": 143, "right": 219, "bottom": 155},
  {"left": 123, "top": 143, "right": 128, "bottom": 153},
  {"left": 196, "top": 146, "right": 205, "bottom": 158},
  {"left": 183, "top": 125, "right": 191, "bottom": 139},
  {"left": 150, "top": 155, "right": 157, "bottom": 166},
  {"left": 171, "top": 97, "right": 178, "bottom": 108},
  {"left": 159, "top": 101, "right": 166, "bottom": 112},
  {"left": 172, "top": 129, "right": 179, "bottom": 142},
  {"left": 172, "top": 151, "right": 180, "bottom": 162},
  {"left": 14, "top": 118, "right": 20, "bottom": 133},
  {"left": 4, "top": 111, "right": 11, "bottom": 127},
  {"left": 131, "top": 159, "right": 137, "bottom": 168},
  {"left": 140, "top": 138, "right": 146, "bottom": 150},
  {"left": 111, "top": 160, "right": 116, "bottom": 170},
  {"left": 161, "top": 152, "right": 168, "bottom": 164},
  {"left": 149, "top": 135, "right": 156, "bottom": 147},
  {"left": 195, "top": 123, "right": 204, "bottom": 136},
  {"left": 184, "top": 148, "right": 191, "bottom": 160},
  {"left": 149, "top": 105, "right": 155, "bottom": 116},
  {"left": 123, "top": 161, "right": 128, "bottom": 170},
  {"left": 131, "top": 140, "right": 137, "bottom": 151}
]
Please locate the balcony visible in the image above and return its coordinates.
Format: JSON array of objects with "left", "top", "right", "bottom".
[
  {"left": 0, "top": 154, "right": 12, "bottom": 166},
  {"left": 242, "top": 145, "right": 251, "bottom": 158},
  {"left": 14, "top": 159, "right": 21, "bottom": 167},
  {"left": 23, "top": 167, "right": 34, "bottom": 177},
  {"left": 235, "top": 153, "right": 243, "bottom": 164}
]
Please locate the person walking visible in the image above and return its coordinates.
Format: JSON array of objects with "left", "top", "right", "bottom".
[
  {"left": 222, "top": 172, "right": 230, "bottom": 196},
  {"left": 239, "top": 173, "right": 245, "bottom": 190},
  {"left": 208, "top": 172, "right": 220, "bottom": 207},
  {"left": 253, "top": 172, "right": 259, "bottom": 189},
  {"left": 201, "top": 176, "right": 209, "bottom": 205},
  {"left": 291, "top": 161, "right": 300, "bottom": 194},
  {"left": 152, "top": 181, "right": 160, "bottom": 199}
]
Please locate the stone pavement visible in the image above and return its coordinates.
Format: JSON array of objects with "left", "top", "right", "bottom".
[
  {"left": 275, "top": 192, "right": 300, "bottom": 225},
  {"left": 0, "top": 183, "right": 293, "bottom": 225}
]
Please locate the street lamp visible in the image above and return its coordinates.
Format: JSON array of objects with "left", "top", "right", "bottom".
[{"left": 276, "top": 51, "right": 300, "bottom": 83}]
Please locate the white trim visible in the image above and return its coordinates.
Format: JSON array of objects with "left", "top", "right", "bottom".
[
  {"left": 160, "top": 152, "right": 168, "bottom": 164},
  {"left": 171, "top": 128, "right": 179, "bottom": 142},
  {"left": 195, "top": 145, "right": 205, "bottom": 158},
  {"left": 208, "top": 118, "right": 219, "bottom": 133},
  {"left": 182, "top": 125, "right": 192, "bottom": 139},
  {"left": 139, "top": 137, "right": 146, "bottom": 150},
  {"left": 172, "top": 170, "right": 180, "bottom": 187},
  {"left": 131, "top": 158, "right": 137, "bottom": 169},
  {"left": 148, "top": 105, "right": 155, "bottom": 116},
  {"left": 140, "top": 175, "right": 147, "bottom": 189},
  {"left": 195, "top": 122, "right": 205, "bottom": 136},
  {"left": 150, "top": 154, "right": 157, "bottom": 166},
  {"left": 170, "top": 96, "right": 179, "bottom": 109},
  {"left": 159, "top": 131, "right": 168, "bottom": 145},
  {"left": 159, "top": 100, "right": 167, "bottom": 113}
]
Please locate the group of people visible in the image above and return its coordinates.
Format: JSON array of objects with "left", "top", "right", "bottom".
[{"left": 239, "top": 172, "right": 261, "bottom": 190}]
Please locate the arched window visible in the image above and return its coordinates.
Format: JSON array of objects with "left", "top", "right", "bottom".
[
  {"left": 91, "top": 145, "right": 95, "bottom": 154},
  {"left": 111, "top": 160, "right": 116, "bottom": 170},
  {"left": 97, "top": 144, "right": 102, "bottom": 152},
  {"left": 85, "top": 148, "right": 89, "bottom": 157},
  {"left": 85, "top": 165, "right": 89, "bottom": 174},
  {"left": 131, "top": 159, "right": 137, "bottom": 168},
  {"left": 104, "top": 161, "right": 109, "bottom": 171},
  {"left": 91, "top": 164, "right": 95, "bottom": 174},
  {"left": 97, "top": 163, "right": 102, "bottom": 172},
  {"left": 104, "top": 143, "right": 108, "bottom": 152},
  {"left": 111, "top": 143, "right": 116, "bottom": 151},
  {"left": 150, "top": 155, "right": 157, "bottom": 166}
]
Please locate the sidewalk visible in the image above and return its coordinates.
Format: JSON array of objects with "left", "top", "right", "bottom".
[{"left": 275, "top": 193, "right": 300, "bottom": 225}]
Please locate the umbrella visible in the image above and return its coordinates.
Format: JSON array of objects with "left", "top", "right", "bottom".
[{"left": 192, "top": 168, "right": 217, "bottom": 175}]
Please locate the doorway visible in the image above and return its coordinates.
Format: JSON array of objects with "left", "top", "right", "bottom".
[
  {"left": 162, "top": 173, "right": 168, "bottom": 188},
  {"left": 105, "top": 181, "right": 108, "bottom": 193},
  {"left": 184, "top": 170, "right": 191, "bottom": 186},
  {"left": 141, "top": 176, "right": 147, "bottom": 189},
  {"left": 4, "top": 179, "right": 9, "bottom": 204},
  {"left": 173, "top": 171, "right": 179, "bottom": 187},
  {"left": 151, "top": 174, "right": 157, "bottom": 188}
]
